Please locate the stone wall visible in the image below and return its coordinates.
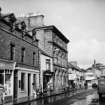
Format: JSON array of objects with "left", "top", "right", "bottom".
[{"left": 0, "top": 20, "right": 39, "bottom": 70}]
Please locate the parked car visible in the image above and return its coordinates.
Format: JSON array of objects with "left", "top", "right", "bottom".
[
  {"left": 92, "top": 83, "right": 97, "bottom": 88},
  {"left": 97, "top": 76, "right": 105, "bottom": 99}
]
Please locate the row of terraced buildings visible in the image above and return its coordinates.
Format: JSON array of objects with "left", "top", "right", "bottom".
[{"left": 0, "top": 10, "right": 69, "bottom": 103}]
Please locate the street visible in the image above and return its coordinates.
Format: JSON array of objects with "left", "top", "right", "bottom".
[{"left": 16, "top": 89, "right": 105, "bottom": 105}]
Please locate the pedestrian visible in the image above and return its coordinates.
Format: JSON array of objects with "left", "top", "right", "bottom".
[
  {"left": 72, "top": 83, "right": 75, "bottom": 93},
  {"left": 73, "top": 83, "right": 75, "bottom": 88},
  {"left": 32, "top": 89, "right": 37, "bottom": 98},
  {"left": 84, "top": 82, "right": 87, "bottom": 89}
]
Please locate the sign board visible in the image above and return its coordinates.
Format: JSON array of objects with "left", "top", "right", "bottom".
[
  {"left": 69, "top": 74, "right": 76, "bottom": 80},
  {"left": 0, "top": 62, "right": 16, "bottom": 70}
]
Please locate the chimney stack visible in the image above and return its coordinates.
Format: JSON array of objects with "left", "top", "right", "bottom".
[{"left": 28, "top": 14, "right": 44, "bottom": 28}]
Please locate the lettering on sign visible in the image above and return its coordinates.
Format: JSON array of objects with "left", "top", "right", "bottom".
[{"left": 0, "top": 63, "right": 15, "bottom": 70}]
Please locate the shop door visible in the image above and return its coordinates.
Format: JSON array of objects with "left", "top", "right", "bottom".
[
  {"left": 28, "top": 74, "right": 31, "bottom": 97},
  {"left": 43, "top": 75, "right": 50, "bottom": 91}
]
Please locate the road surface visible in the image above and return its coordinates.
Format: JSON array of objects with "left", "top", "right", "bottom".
[{"left": 17, "top": 89, "right": 105, "bottom": 105}]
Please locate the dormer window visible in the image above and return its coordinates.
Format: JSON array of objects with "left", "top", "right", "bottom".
[
  {"left": 8, "top": 13, "right": 16, "bottom": 24},
  {"left": 21, "top": 21, "right": 26, "bottom": 31},
  {"left": 15, "top": 21, "right": 26, "bottom": 38}
]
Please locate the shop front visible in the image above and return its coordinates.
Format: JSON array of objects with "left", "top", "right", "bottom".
[
  {"left": 68, "top": 73, "right": 76, "bottom": 88},
  {"left": 0, "top": 59, "right": 16, "bottom": 103},
  {"left": 43, "top": 70, "right": 54, "bottom": 93},
  {"left": 14, "top": 67, "right": 40, "bottom": 99}
]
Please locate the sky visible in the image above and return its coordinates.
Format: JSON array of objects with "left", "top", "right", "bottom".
[{"left": 0, "top": 0, "right": 105, "bottom": 68}]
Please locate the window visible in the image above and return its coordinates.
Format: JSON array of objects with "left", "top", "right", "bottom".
[
  {"left": 0, "top": 73, "right": 4, "bottom": 85},
  {"left": 33, "top": 52, "right": 35, "bottom": 66},
  {"left": 21, "top": 73, "right": 25, "bottom": 91},
  {"left": 10, "top": 43, "right": 15, "bottom": 60},
  {"left": 46, "top": 59, "right": 51, "bottom": 71},
  {"left": 21, "top": 47, "right": 25, "bottom": 62},
  {"left": 33, "top": 74, "right": 36, "bottom": 90}
]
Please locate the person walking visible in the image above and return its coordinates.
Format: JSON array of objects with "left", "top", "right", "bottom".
[{"left": 84, "top": 82, "right": 87, "bottom": 89}]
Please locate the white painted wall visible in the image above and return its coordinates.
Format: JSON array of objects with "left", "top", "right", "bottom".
[
  {"left": 85, "top": 72, "right": 96, "bottom": 80},
  {"left": 40, "top": 53, "right": 53, "bottom": 91},
  {"left": 17, "top": 68, "right": 39, "bottom": 99}
]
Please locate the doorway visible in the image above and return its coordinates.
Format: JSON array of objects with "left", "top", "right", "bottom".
[{"left": 28, "top": 73, "right": 31, "bottom": 97}]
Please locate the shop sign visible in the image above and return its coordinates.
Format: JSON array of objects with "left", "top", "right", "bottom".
[
  {"left": 0, "top": 62, "right": 15, "bottom": 70},
  {"left": 45, "top": 73, "right": 52, "bottom": 76}
]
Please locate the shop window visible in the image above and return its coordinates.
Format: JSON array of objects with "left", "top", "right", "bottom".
[
  {"left": 46, "top": 59, "right": 51, "bottom": 71},
  {"left": 0, "top": 73, "right": 4, "bottom": 85},
  {"left": 33, "top": 74, "right": 36, "bottom": 90},
  {"left": 21, "top": 73, "right": 25, "bottom": 91},
  {"left": 10, "top": 43, "right": 15, "bottom": 60},
  {"left": 5, "top": 74, "right": 11, "bottom": 83},
  {"left": 21, "top": 47, "right": 25, "bottom": 63}
]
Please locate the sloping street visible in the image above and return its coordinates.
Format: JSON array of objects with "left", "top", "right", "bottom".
[
  {"left": 16, "top": 89, "right": 101, "bottom": 105},
  {"left": 0, "top": 1, "right": 105, "bottom": 105}
]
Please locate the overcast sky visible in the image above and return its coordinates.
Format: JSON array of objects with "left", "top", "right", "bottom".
[{"left": 0, "top": 0, "right": 105, "bottom": 68}]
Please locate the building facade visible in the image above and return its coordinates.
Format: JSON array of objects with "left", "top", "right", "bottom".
[
  {"left": 85, "top": 68, "right": 97, "bottom": 88},
  {"left": 92, "top": 61, "right": 105, "bottom": 77},
  {"left": 18, "top": 15, "right": 69, "bottom": 93},
  {"left": 34, "top": 25, "right": 69, "bottom": 92},
  {"left": 85, "top": 60, "right": 103, "bottom": 88},
  {"left": 68, "top": 62, "right": 85, "bottom": 89},
  {"left": 39, "top": 51, "right": 53, "bottom": 93},
  {"left": 0, "top": 13, "right": 40, "bottom": 102}
]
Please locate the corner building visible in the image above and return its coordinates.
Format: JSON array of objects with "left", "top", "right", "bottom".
[{"left": 0, "top": 13, "right": 39, "bottom": 102}]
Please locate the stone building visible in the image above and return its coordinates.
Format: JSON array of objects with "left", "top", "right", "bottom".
[
  {"left": 0, "top": 12, "right": 40, "bottom": 102},
  {"left": 39, "top": 50, "right": 53, "bottom": 93},
  {"left": 85, "top": 68, "right": 97, "bottom": 88},
  {"left": 68, "top": 62, "right": 85, "bottom": 89},
  {"left": 85, "top": 60, "right": 103, "bottom": 88},
  {"left": 34, "top": 25, "right": 69, "bottom": 92},
  {"left": 34, "top": 26, "right": 69, "bottom": 91},
  {"left": 19, "top": 15, "right": 69, "bottom": 93},
  {"left": 92, "top": 60, "right": 105, "bottom": 77}
]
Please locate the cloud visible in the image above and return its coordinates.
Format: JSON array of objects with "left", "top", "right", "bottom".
[
  {"left": 69, "top": 38, "right": 105, "bottom": 68},
  {"left": 1, "top": 0, "right": 105, "bottom": 69}
]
